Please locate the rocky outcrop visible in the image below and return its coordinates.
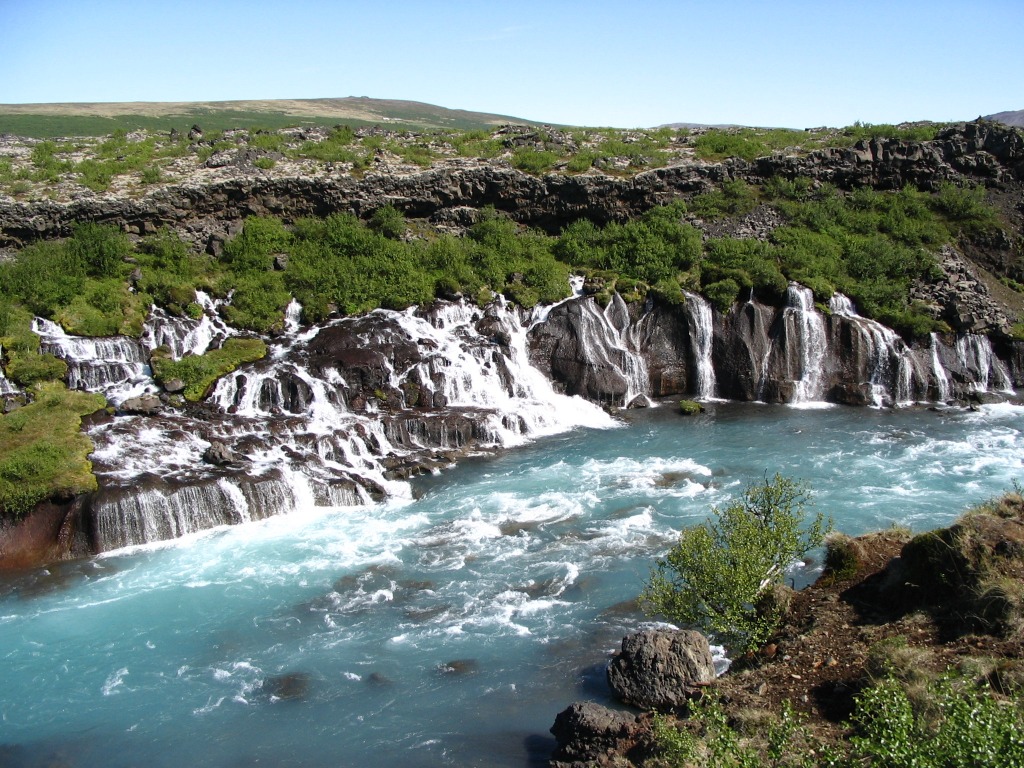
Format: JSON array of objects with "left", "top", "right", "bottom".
[
  {"left": 549, "top": 702, "right": 648, "bottom": 768},
  {"left": 606, "top": 629, "right": 716, "bottom": 710},
  {"left": 1, "top": 123, "right": 1021, "bottom": 249}
]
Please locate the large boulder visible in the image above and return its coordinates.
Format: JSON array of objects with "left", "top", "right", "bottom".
[
  {"left": 549, "top": 701, "right": 643, "bottom": 768},
  {"left": 607, "top": 629, "right": 715, "bottom": 710}
]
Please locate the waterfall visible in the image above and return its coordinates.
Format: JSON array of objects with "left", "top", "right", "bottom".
[
  {"left": 828, "top": 293, "right": 923, "bottom": 406},
  {"left": 929, "top": 333, "right": 952, "bottom": 402},
  {"left": 84, "top": 298, "right": 614, "bottom": 551},
  {"left": 684, "top": 292, "right": 717, "bottom": 400},
  {"left": 570, "top": 295, "right": 650, "bottom": 407},
  {"left": 32, "top": 317, "right": 155, "bottom": 404},
  {"left": 955, "top": 335, "right": 1014, "bottom": 393},
  {"left": 0, "top": 344, "right": 19, "bottom": 396},
  {"left": 141, "top": 291, "right": 234, "bottom": 360},
  {"left": 782, "top": 284, "right": 828, "bottom": 404}
]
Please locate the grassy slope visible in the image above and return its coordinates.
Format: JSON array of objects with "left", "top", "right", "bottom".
[{"left": 0, "top": 97, "right": 539, "bottom": 138}]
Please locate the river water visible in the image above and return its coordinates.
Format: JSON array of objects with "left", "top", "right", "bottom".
[{"left": 3, "top": 401, "right": 1023, "bottom": 767}]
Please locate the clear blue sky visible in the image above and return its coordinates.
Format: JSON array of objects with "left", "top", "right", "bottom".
[{"left": 2, "top": 0, "right": 1021, "bottom": 128}]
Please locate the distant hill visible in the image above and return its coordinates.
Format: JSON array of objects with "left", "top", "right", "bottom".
[
  {"left": 0, "top": 97, "right": 538, "bottom": 138},
  {"left": 984, "top": 109, "right": 1024, "bottom": 127}
]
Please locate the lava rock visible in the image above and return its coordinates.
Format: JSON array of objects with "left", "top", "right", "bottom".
[
  {"left": 607, "top": 629, "right": 716, "bottom": 710},
  {"left": 550, "top": 701, "right": 642, "bottom": 767},
  {"left": 202, "top": 440, "right": 236, "bottom": 466},
  {"left": 261, "top": 672, "right": 310, "bottom": 701},
  {"left": 119, "top": 394, "right": 162, "bottom": 415},
  {"left": 163, "top": 378, "right": 186, "bottom": 394}
]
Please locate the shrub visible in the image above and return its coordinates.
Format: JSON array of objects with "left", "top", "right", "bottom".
[
  {"left": 642, "top": 474, "right": 829, "bottom": 653},
  {"left": 511, "top": 148, "right": 559, "bottom": 174},
  {"left": 68, "top": 222, "right": 132, "bottom": 279},
  {"left": 691, "top": 179, "right": 758, "bottom": 219},
  {"left": 822, "top": 532, "right": 862, "bottom": 581},
  {"left": 368, "top": 205, "right": 406, "bottom": 239},
  {"left": 849, "top": 677, "right": 1024, "bottom": 767}
]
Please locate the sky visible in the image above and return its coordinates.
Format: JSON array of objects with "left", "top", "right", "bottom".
[{"left": 1, "top": 0, "right": 1021, "bottom": 129}]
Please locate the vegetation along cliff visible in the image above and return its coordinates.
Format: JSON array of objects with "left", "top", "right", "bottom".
[{"left": 1, "top": 118, "right": 1024, "bottom": 568}]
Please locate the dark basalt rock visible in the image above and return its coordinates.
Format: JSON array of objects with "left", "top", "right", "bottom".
[
  {"left": 118, "top": 394, "right": 162, "bottom": 415},
  {"left": 606, "top": 629, "right": 716, "bottom": 710},
  {"left": 202, "top": 440, "right": 236, "bottom": 466},
  {"left": 550, "top": 701, "right": 645, "bottom": 768},
  {"left": 261, "top": 672, "right": 311, "bottom": 701}
]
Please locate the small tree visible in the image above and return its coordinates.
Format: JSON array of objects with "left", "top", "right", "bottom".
[{"left": 642, "top": 474, "right": 830, "bottom": 653}]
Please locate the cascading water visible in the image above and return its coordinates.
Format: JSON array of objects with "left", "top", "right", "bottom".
[
  {"left": 929, "top": 333, "right": 952, "bottom": 402},
  {"left": 84, "top": 298, "right": 614, "bottom": 551},
  {"left": 684, "top": 292, "right": 717, "bottom": 400},
  {"left": 956, "top": 335, "right": 1014, "bottom": 393},
  {"left": 828, "top": 293, "right": 923, "bottom": 406},
  {"left": 32, "top": 317, "right": 154, "bottom": 404},
  {"left": 572, "top": 294, "right": 650, "bottom": 407},
  {"left": 0, "top": 343, "right": 19, "bottom": 396},
  {"left": 141, "top": 291, "right": 234, "bottom": 360},
  {"left": 780, "top": 284, "right": 828, "bottom": 404}
]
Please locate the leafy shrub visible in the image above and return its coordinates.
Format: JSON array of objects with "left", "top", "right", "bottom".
[
  {"left": 222, "top": 216, "right": 293, "bottom": 274},
  {"left": 691, "top": 179, "right": 758, "bottom": 219},
  {"left": 643, "top": 474, "right": 829, "bottom": 653},
  {"left": 67, "top": 223, "right": 132, "bottom": 278},
  {"left": 368, "top": 205, "right": 406, "bottom": 239},
  {"left": 849, "top": 677, "right": 1024, "bottom": 767},
  {"left": 555, "top": 202, "right": 700, "bottom": 285},
  {"left": 511, "top": 148, "right": 559, "bottom": 174}
]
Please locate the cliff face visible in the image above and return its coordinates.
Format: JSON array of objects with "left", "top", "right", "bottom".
[{"left": 2, "top": 122, "right": 1022, "bottom": 249}]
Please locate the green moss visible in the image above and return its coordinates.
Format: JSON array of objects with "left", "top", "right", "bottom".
[
  {"left": 0, "top": 382, "right": 106, "bottom": 518},
  {"left": 5, "top": 352, "right": 67, "bottom": 386},
  {"left": 679, "top": 399, "right": 704, "bottom": 415},
  {"left": 150, "top": 338, "right": 268, "bottom": 401}
]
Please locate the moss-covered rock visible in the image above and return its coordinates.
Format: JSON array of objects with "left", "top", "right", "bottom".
[
  {"left": 0, "top": 382, "right": 106, "bottom": 518},
  {"left": 151, "top": 338, "right": 268, "bottom": 401},
  {"left": 678, "top": 399, "right": 704, "bottom": 415}
]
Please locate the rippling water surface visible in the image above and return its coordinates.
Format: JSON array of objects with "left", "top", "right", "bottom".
[{"left": 3, "top": 402, "right": 1023, "bottom": 767}]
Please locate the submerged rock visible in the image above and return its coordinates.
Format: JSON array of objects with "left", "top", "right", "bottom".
[{"left": 261, "top": 672, "right": 311, "bottom": 701}]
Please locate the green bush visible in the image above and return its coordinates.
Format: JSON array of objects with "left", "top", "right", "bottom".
[
  {"left": 511, "top": 148, "right": 559, "bottom": 174},
  {"left": 642, "top": 474, "right": 830, "bottom": 653},
  {"left": 691, "top": 179, "right": 758, "bottom": 219},
  {"left": 68, "top": 222, "right": 132, "bottom": 279},
  {"left": 849, "top": 677, "right": 1024, "bottom": 767},
  {"left": 368, "top": 205, "right": 406, "bottom": 239}
]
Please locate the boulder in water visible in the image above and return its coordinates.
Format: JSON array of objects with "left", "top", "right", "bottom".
[
  {"left": 202, "top": 440, "right": 236, "bottom": 466},
  {"left": 163, "top": 378, "right": 186, "bottom": 394},
  {"left": 119, "top": 394, "right": 162, "bottom": 415},
  {"left": 607, "top": 629, "right": 715, "bottom": 710}
]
